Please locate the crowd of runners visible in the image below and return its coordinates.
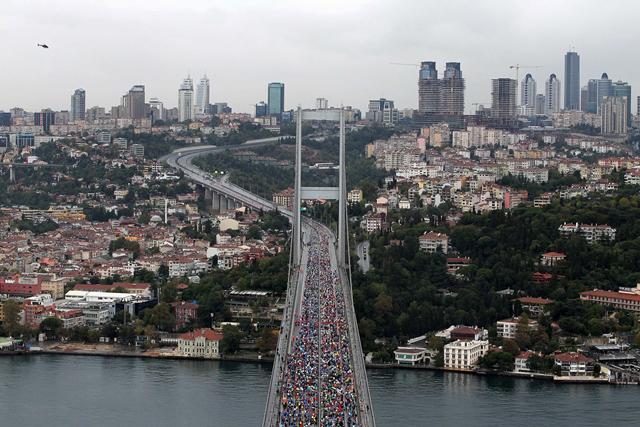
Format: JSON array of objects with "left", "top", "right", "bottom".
[{"left": 277, "top": 227, "right": 360, "bottom": 426}]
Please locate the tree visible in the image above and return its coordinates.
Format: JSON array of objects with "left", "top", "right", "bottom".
[
  {"left": 256, "top": 328, "right": 278, "bottom": 354},
  {"left": 142, "top": 303, "right": 176, "bottom": 331},
  {"left": 503, "top": 339, "right": 520, "bottom": 355},
  {"left": 246, "top": 225, "right": 262, "bottom": 240},
  {"left": 221, "top": 325, "right": 243, "bottom": 354},
  {"left": 479, "top": 351, "right": 514, "bottom": 372},
  {"left": 39, "top": 317, "right": 64, "bottom": 338},
  {"left": 2, "top": 300, "right": 21, "bottom": 337}
]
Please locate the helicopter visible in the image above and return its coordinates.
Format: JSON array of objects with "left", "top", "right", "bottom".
[{"left": 37, "top": 43, "right": 49, "bottom": 49}]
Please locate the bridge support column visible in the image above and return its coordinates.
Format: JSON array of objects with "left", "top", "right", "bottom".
[
  {"left": 227, "top": 198, "right": 235, "bottom": 211},
  {"left": 9, "top": 165, "right": 15, "bottom": 183},
  {"left": 212, "top": 191, "right": 220, "bottom": 212},
  {"left": 204, "top": 188, "right": 212, "bottom": 202},
  {"left": 219, "top": 195, "right": 227, "bottom": 213}
]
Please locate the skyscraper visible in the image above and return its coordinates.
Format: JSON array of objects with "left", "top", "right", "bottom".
[
  {"left": 491, "top": 78, "right": 517, "bottom": 120},
  {"left": 149, "top": 98, "right": 164, "bottom": 122},
  {"left": 612, "top": 80, "right": 632, "bottom": 125},
  {"left": 316, "top": 98, "right": 329, "bottom": 109},
  {"left": 440, "top": 62, "right": 465, "bottom": 116},
  {"left": 195, "top": 75, "right": 210, "bottom": 115},
  {"left": 586, "top": 79, "right": 598, "bottom": 113},
  {"left": 70, "top": 88, "right": 86, "bottom": 122},
  {"left": 580, "top": 86, "right": 589, "bottom": 112},
  {"left": 255, "top": 102, "right": 268, "bottom": 117},
  {"left": 601, "top": 96, "right": 628, "bottom": 135},
  {"left": 367, "top": 98, "right": 398, "bottom": 125},
  {"left": 418, "top": 61, "right": 440, "bottom": 114},
  {"left": 545, "top": 74, "right": 561, "bottom": 115},
  {"left": 267, "top": 83, "right": 285, "bottom": 117},
  {"left": 124, "top": 85, "right": 145, "bottom": 120},
  {"left": 535, "top": 94, "right": 546, "bottom": 115},
  {"left": 34, "top": 109, "right": 55, "bottom": 133},
  {"left": 564, "top": 51, "right": 580, "bottom": 110},
  {"left": 178, "top": 76, "right": 194, "bottom": 122},
  {"left": 521, "top": 73, "right": 537, "bottom": 115},
  {"left": 596, "top": 73, "right": 612, "bottom": 113}
]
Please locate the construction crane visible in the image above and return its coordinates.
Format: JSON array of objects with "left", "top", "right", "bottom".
[{"left": 389, "top": 62, "right": 420, "bottom": 68}]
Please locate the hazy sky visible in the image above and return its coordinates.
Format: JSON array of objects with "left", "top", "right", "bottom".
[{"left": 2, "top": 0, "right": 638, "bottom": 114}]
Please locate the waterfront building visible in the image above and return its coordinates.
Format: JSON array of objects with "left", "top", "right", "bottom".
[
  {"left": 554, "top": 352, "right": 594, "bottom": 377},
  {"left": 443, "top": 339, "right": 489, "bottom": 371},
  {"left": 394, "top": 347, "right": 427, "bottom": 365},
  {"left": 496, "top": 317, "right": 538, "bottom": 340},
  {"left": 177, "top": 328, "right": 223, "bottom": 359}
]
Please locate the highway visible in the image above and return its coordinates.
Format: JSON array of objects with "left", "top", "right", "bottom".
[{"left": 162, "top": 137, "right": 374, "bottom": 426}]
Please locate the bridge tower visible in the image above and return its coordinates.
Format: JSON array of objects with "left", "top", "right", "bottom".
[{"left": 292, "top": 107, "right": 348, "bottom": 267}]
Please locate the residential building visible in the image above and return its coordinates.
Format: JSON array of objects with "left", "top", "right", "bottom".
[
  {"left": 449, "top": 326, "right": 488, "bottom": 341},
  {"left": 34, "top": 109, "right": 55, "bottom": 133},
  {"left": 545, "top": 74, "right": 561, "bottom": 115},
  {"left": 177, "top": 328, "right": 223, "bottom": 358},
  {"left": 347, "top": 188, "right": 363, "bottom": 204},
  {"left": 601, "top": 96, "right": 628, "bottom": 135},
  {"left": 364, "top": 213, "right": 386, "bottom": 233},
  {"left": 496, "top": 317, "right": 538, "bottom": 339},
  {"left": 130, "top": 143, "right": 144, "bottom": 159},
  {"left": 521, "top": 73, "right": 536, "bottom": 115},
  {"left": 534, "top": 94, "right": 546, "bottom": 115},
  {"left": 580, "top": 290, "right": 640, "bottom": 312},
  {"left": 515, "top": 350, "right": 536, "bottom": 373},
  {"left": 267, "top": 82, "right": 285, "bottom": 118},
  {"left": 316, "top": 98, "right": 329, "bottom": 109},
  {"left": 554, "top": 352, "right": 594, "bottom": 377},
  {"left": 178, "top": 76, "right": 194, "bottom": 122},
  {"left": 564, "top": 51, "right": 580, "bottom": 110},
  {"left": 444, "top": 339, "right": 489, "bottom": 371},
  {"left": 172, "top": 301, "right": 199, "bottom": 330},
  {"left": 194, "top": 75, "right": 210, "bottom": 115},
  {"left": 516, "top": 297, "right": 554, "bottom": 317},
  {"left": 558, "top": 223, "right": 616, "bottom": 243},
  {"left": 70, "top": 88, "right": 86, "bottom": 122},
  {"left": 612, "top": 81, "right": 631, "bottom": 125},
  {"left": 272, "top": 187, "right": 294, "bottom": 209},
  {"left": 418, "top": 232, "right": 449, "bottom": 253},
  {"left": 0, "top": 275, "right": 43, "bottom": 297},
  {"left": 541, "top": 251, "right": 566, "bottom": 266},
  {"left": 491, "top": 78, "right": 517, "bottom": 120}
]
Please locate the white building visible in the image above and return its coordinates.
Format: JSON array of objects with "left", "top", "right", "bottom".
[
  {"left": 177, "top": 328, "right": 223, "bottom": 359},
  {"left": 496, "top": 317, "right": 538, "bottom": 340},
  {"left": 520, "top": 74, "right": 537, "bottom": 116},
  {"left": 195, "top": 75, "right": 210, "bottom": 115},
  {"left": 545, "top": 74, "right": 561, "bottom": 115},
  {"left": 444, "top": 340, "right": 489, "bottom": 371},
  {"left": 418, "top": 232, "right": 449, "bottom": 254},
  {"left": 394, "top": 347, "right": 427, "bottom": 365},
  {"left": 178, "top": 76, "right": 194, "bottom": 122}
]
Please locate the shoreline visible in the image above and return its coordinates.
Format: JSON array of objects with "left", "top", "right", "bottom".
[{"left": 2, "top": 347, "right": 623, "bottom": 385}]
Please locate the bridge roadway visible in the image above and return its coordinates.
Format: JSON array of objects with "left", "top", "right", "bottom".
[{"left": 162, "top": 138, "right": 374, "bottom": 426}]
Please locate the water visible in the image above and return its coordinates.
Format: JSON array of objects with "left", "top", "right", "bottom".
[{"left": 0, "top": 355, "right": 638, "bottom": 426}]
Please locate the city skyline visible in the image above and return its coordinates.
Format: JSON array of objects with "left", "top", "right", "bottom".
[{"left": 2, "top": 0, "right": 640, "bottom": 114}]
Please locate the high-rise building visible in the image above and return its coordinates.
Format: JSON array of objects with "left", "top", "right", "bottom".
[
  {"left": 585, "top": 79, "right": 598, "bottom": 113},
  {"left": 580, "top": 86, "right": 589, "bottom": 112},
  {"left": 70, "top": 88, "right": 86, "bottom": 122},
  {"left": 612, "top": 81, "right": 632, "bottom": 125},
  {"left": 491, "top": 78, "right": 517, "bottom": 119},
  {"left": 601, "top": 96, "right": 628, "bottom": 135},
  {"left": 149, "top": 98, "right": 164, "bottom": 122},
  {"left": 178, "top": 76, "right": 194, "bottom": 122},
  {"left": 418, "top": 61, "right": 440, "bottom": 114},
  {"left": 0, "top": 112, "right": 11, "bottom": 126},
  {"left": 440, "top": 62, "right": 465, "bottom": 116},
  {"left": 637, "top": 96, "right": 640, "bottom": 117},
  {"left": 521, "top": 73, "right": 537, "bottom": 115},
  {"left": 545, "top": 74, "right": 561, "bottom": 115},
  {"left": 195, "top": 75, "right": 210, "bottom": 115},
  {"left": 596, "top": 73, "right": 612, "bottom": 113},
  {"left": 125, "top": 85, "right": 146, "bottom": 120},
  {"left": 267, "top": 83, "right": 285, "bottom": 117},
  {"left": 34, "top": 109, "right": 55, "bottom": 133},
  {"left": 367, "top": 98, "right": 398, "bottom": 125},
  {"left": 316, "top": 98, "right": 329, "bottom": 109},
  {"left": 564, "top": 51, "right": 580, "bottom": 110},
  {"left": 255, "top": 102, "right": 267, "bottom": 117}
]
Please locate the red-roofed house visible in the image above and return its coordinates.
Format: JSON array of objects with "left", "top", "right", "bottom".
[
  {"left": 177, "top": 328, "right": 223, "bottom": 359},
  {"left": 541, "top": 252, "right": 566, "bottom": 266},
  {"left": 554, "top": 352, "right": 594, "bottom": 377},
  {"left": 446, "top": 257, "right": 472, "bottom": 275},
  {"left": 532, "top": 272, "right": 554, "bottom": 284},
  {"left": 450, "top": 326, "right": 487, "bottom": 341},
  {"left": 73, "top": 282, "right": 152, "bottom": 299},
  {"left": 580, "top": 290, "right": 640, "bottom": 312},
  {"left": 515, "top": 351, "right": 536, "bottom": 373}
]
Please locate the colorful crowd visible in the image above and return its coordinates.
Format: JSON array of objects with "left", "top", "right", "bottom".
[{"left": 278, "top": 227, "right": 360, "bottom": 426}]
